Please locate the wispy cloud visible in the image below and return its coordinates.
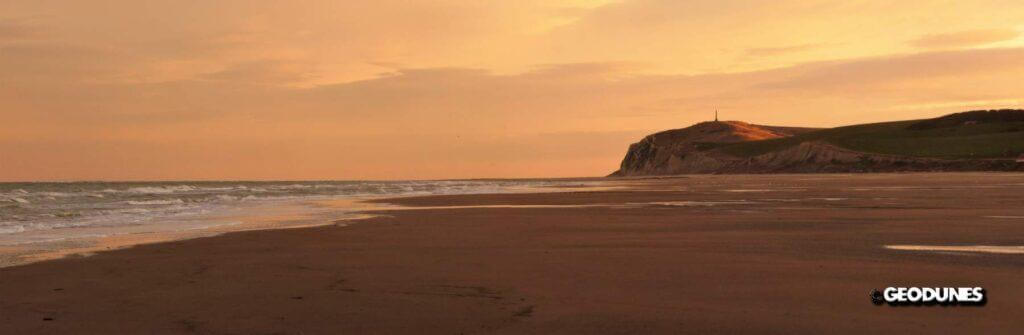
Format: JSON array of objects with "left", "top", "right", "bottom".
[
  {"left": 0, "top": 18, "right": 43, "bottom": 42},
  {"left": 745, "top": 43, "right": 823, "bottom": 57},
  {"left": 909, "top": 29, "right": 1020, "bottom": 49},
  {"left": 199, "top": 60, "right": 320, "bottom": 86},
  {"left": 886, "top": 99, "right": 1021, "bottom": 112}
]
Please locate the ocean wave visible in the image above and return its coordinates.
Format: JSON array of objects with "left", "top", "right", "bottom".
[
  {"left": 9, "top": 197, "right": 30, "bottom": 204},
  {"left": 120, "top": 186, "right": 198, "bottom": 194},
  {"left": 239, "top": 195, "right": 302, "bottom": 201},
  {"left": 0, "top": 180, "right": 571, "bottom": 243},
  {"left": 0, "top": 225, "right": 26, "bottom": 234},
  {"left": 127, "top": 199, "right": 185, "bottom": 205},
  {"left": 111, "top": 208, "right": 158, "bottom": 215},
  {"left": 38, "top": 192, "right": 74, "bottom": 197},
  {"left": 264, "top": 184, "right": 311, "bottom": 190},
  {"left": 193, "top": 186, "right": 241, "bottom": 192}
]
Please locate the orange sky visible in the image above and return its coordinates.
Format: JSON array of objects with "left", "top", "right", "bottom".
[{"left": 2, "top": 0, "right": 1023, "bottom": 181}]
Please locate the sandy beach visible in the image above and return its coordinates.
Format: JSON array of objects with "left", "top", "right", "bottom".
[{"left": 2, "top": 173, "right": 1023, "bottom": 334}]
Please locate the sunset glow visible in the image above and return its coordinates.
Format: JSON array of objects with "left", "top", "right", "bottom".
[{"left": 2, "top": 0, "right": 1023, "bottom": 180}]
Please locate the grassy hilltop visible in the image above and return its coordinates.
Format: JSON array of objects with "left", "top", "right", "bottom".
[{"left": 715, "top": 109, "right": 1024, "bottom": 159}]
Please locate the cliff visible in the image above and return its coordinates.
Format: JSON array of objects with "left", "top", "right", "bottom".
[{"left": 610, "top": 109, "right": 1024, "bottom": 176}]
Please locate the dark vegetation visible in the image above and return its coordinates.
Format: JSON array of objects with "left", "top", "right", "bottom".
[
  {"left": 907, "top": 109, "right": 1024, "bottom": 130},
  {"left": 713, "top": 109, "right": 1024, "bottom": 159}
]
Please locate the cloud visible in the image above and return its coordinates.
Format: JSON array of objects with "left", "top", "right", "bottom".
[
  {"left": 5, "top": 46, "right": 1024, "bottom": 180},
  {"left": 745, "top": 43, "right": 823, "bottom": 57},
  {"left": 268, "top": 47, "right": 1024, "bottom": 141},
  {"left": 526, "top": 62, "right": 644, "bottom": 78},
  {"left": 0, "top": 19, "right": 42, "bottom": 42},
  {"left": 885, "top": 99, "right": 1022, "bottom": 112},
  {"left": 909, "top": 29, "right": 1020, "bottom": 49},
  {"left": 199, "top": 61, "right": 320, "bottom": 86},
  {"left": 0, "top": 43, "right": 132, "bottom": 82},
  {"left": 11, "top": 46, "right": 1024, "bottom": 134},
  {"left": 757, "top": 48, "right": 1024, "bottom": 91}
]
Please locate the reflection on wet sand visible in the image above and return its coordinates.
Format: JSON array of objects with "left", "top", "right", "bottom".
[{"left": 886, "top": 245, "right": 1024, "bottom": 254}]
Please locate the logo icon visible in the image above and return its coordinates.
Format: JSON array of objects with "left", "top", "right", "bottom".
[{"left": 870, "top": 289, "right": 884, "bottom": 305}]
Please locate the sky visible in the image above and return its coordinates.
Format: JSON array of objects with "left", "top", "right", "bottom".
[{"left": 2, "top": 0, "right": 1023, "bottom": 181}]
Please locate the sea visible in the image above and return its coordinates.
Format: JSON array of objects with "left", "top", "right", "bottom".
[{"left": 0, "top": 180, "right": 589, "bottom": 259}]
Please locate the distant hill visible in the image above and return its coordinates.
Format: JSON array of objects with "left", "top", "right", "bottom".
[{"left": 610, "top": 109, "right": 1024, "bottom": 176}]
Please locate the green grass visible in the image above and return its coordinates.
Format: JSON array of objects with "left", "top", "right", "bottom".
[{"left": 715, "top": 120, "right": 1024, "bottom": 159}]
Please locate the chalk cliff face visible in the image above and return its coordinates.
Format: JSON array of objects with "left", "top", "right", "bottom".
[
  {"left": 613, "top": 140, "right": 1018, "bottom": 176},
  {"left": 610, "top": 111, "right": 1024, "bottom": 176},
  {"left": 611, "top": 121, "right": 815, "bottom": 176}
]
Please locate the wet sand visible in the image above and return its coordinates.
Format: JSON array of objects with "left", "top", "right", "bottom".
[
  {"left": 0, "top": 198, "right": 373, "bottom": 268},
  {"left": 1, "top": 173, "right": 1023, "bottom": 333}
]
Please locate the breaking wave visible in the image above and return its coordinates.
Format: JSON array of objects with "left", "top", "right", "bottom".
[{"left": 0, "top": 179, "right": 589, "bottom": 244}]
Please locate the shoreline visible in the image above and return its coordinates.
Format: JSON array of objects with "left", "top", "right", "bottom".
[
  {"left": 1, "top": 173, "right": 1023, "bottom": 333},
  {"left": 0, "top": 181, "right": 619, "bottom": 268},
  {"left": 0, "top": 195, "right": 405, "bottom": 268}
]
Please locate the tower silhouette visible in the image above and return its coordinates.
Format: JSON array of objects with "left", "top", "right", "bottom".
[{"left": 715, "top": 109, "right": 718, "bottom": 122}]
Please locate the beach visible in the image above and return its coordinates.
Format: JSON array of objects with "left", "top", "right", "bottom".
[{"left": 1, "top": 173, "right": 1023, "bottom": 333}]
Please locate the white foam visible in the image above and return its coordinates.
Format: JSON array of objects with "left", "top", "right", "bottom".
[
  {"left": 123, "top": 186, "right": 197, "bottom": 194},
  {"left": 886, "top": 245, "right": 1024, "bottom": 254},
  {"left": 0, "top": 225, "right": 26, "bottom": 234},
  {"left": 38, "top": 192, "right": 73, "bottom": 197},
  {"left": 764, "top": 198, "right": 801, "bottom": 202},
  {"left": 0, "top": 179, "right": 597, "bottom": 250},
  {"left": 127, "top": 199, "right": 185, "bottom": 206},
  {"left": 271, "top": 184, "right": 311, "bottom": 190}
]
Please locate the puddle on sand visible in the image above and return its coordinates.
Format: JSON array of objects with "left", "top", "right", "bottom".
[{"left": 886, "top": 245, "right": 1024, "bottom": 254}]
